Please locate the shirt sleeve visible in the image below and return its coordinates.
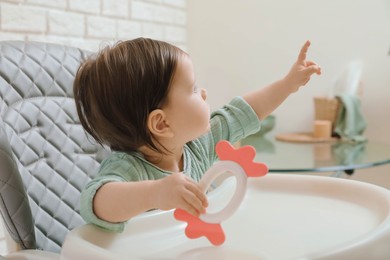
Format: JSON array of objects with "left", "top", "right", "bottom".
[
  {"left": 198, "top": 96, "right": 261, "bottom": 163},
  {"left": 80, "top": 155, "right": 141, "bottom": 233},
  {"left": 80, "top": 177, "right": 126, "bottom": 233}
]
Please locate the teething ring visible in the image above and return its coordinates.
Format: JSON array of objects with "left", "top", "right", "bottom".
[
  {"left": 173, "top": 140, "right": 268, "bottom": 246},
  {"left": 199, "top": 161, "right": 247, "bottom": 223}
]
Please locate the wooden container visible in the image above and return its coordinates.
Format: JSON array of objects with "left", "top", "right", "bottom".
[{"left": 313, "top": 97, "right": 340, "bottom": 130}]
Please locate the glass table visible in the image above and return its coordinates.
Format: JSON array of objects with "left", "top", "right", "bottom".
[{"left": 241, "top": 134, "right": 390, "bottom": 177}]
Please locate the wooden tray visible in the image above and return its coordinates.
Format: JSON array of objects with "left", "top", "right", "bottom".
[{"left": 275, "top": 132, "right": 338, "bottom": 143}]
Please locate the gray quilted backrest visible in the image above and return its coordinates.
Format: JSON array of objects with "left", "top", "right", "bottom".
[{"left": 0, "top": 41, "right": 110, "bottom": 253}]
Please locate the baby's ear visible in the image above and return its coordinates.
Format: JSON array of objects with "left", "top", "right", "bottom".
[{"left": 147, "top": 109, "right": 174, "bottom": 138}]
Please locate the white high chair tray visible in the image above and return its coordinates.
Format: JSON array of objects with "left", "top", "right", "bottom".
[{"left": 61, "top": 174, "right": 390, "bottom": 260}]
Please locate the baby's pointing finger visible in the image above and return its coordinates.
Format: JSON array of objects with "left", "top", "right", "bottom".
[{"left": 297, "top": 40, "right": 311, "bottom": 62}]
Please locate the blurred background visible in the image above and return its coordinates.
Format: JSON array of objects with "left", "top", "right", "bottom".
[{"left": 1, "top": 0, "right": 389, "bottom": 141}]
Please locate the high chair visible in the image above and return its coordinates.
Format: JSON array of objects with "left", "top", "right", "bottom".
[{"left": 0, "top": 41, "right": 109, "bottom": 259}]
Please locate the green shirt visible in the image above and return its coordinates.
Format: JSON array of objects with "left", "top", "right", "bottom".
[{"left": 80, "top": 96, "right": 260, "bottom": 232}]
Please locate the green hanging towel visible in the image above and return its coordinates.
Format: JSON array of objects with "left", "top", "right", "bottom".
[{"left": 334, "top": 94, "right": 367, "bottom": 142}]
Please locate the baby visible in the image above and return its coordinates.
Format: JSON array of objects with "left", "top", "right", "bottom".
[{"left": 74, "top": 38, "right": 321, "bottom": 232}]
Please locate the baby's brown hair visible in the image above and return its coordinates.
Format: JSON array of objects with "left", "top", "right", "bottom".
[{"left": 74, "top": 38, "right": 184, "bottom": 153}]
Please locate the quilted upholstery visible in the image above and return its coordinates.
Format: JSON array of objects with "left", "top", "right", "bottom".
[{"left": 0, "top": 41, "right": 110, "bottom": 253}]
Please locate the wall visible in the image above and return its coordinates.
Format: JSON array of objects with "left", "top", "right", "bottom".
[
  {"left": 187, "top": 0, "right": 390, "bottom": 143},
  {"left": 187, "top": 0, "right": 390, "bottom": 188},
  {"left": 0, "top": 0, "right": 187, "bottom": 51}
]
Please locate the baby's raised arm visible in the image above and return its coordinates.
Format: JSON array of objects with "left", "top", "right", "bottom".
[{"left": 243, "top": 40, "right": 321, "bottom": 120}]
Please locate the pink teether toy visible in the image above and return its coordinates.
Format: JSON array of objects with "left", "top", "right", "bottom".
[{"left": 174, "top": 140, "right": 268, "bottom": 246}]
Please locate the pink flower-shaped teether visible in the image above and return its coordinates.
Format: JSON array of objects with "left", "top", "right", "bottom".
[{"left": 174, "top": 140, "right": 268, "bottom": 246}]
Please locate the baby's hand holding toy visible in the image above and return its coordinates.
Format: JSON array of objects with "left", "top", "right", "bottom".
[
  {"left": 155, "top": 172, "right": 208, "bottom": 217},
  {"left": 174, "top": 140, "right": 268, "bottom": 246}
]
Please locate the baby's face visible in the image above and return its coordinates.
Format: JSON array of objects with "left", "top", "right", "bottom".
[{"left": 162, "top": 54, "right": 210, "bottom": 144}]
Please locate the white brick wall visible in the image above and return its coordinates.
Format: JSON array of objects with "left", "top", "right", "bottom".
[
  {"left": 117, "top": 20, "right": 142, "bottom": 39},
  {"left": 0, "top": 0, "right": 187, "bottom": 51},
  {"left": 48, "top": 10, "right": 85, "bottom": 36},
  {"left": 102, "top": 0, "right": 129, "bottom": 18},
  {"left": 1, "top": 3, "right": 46, "bottom": 33},
  {"left": 27, "top": 0, "right": 67, "bottom": 9},
  {"left": 69, "top": 0, "right": 100, "bottom": 14},
  {"left": 87, "top": 16, "right": 117, "bottom": 38}
]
